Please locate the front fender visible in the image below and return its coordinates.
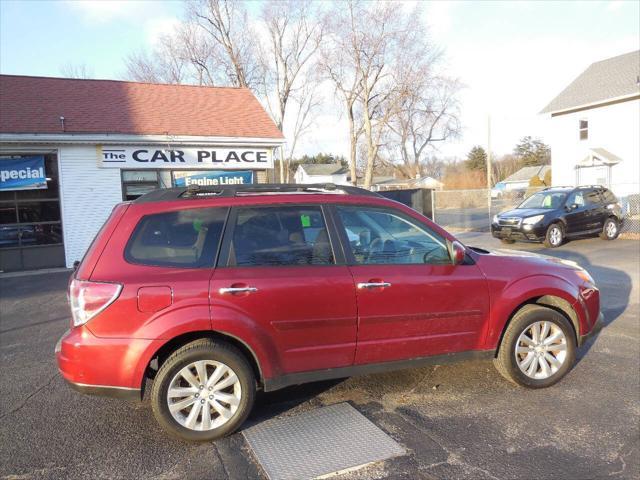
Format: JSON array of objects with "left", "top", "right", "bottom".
[{"left": 484, "top": 274, "right": 582, "bottom": 349}]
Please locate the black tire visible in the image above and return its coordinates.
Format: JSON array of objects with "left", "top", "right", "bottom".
[
  {"left": 543, "top": 222, "right": 564, "bottom": 248},
  {"left": 501, "top": 238, "right": 516, "bottom": 244},
  {"left": 600, "top": 217, "right": 620, "bottom": 240},
  {"left": 494, "top": 304, "right": 576, "bottom": 388},
  {"left": 150, "top": 338, "right": 256, "bottom": 442}
]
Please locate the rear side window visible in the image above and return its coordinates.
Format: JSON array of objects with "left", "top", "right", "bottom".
[
  {"left": 230, "top": 206, "right": 334, "bottom": 266},
  {"left": 600, "top": 189, "right": 617, "bottom": 204},
  {"left": 126, "top": 207, "right": 228, "bottom": 267},
  {"left": 584, "top": 190, "right": 602, "bottom": 206}
]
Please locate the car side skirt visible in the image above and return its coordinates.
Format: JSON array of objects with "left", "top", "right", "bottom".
[{"left": 263, "top": 349, "right": 495, "bottom": 392}]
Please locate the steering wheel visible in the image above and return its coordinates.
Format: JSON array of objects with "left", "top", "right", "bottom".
[{"left": 367, "top": 238, "right": 384, "bottom": 260}]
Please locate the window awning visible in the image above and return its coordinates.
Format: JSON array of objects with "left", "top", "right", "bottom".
[{"left": 577, "top": 148, "right": 622, "bottom": 167}]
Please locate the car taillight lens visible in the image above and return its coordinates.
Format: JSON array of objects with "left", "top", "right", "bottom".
[{"left": 69, "top": 279, "right": 122, "bottom": 327}]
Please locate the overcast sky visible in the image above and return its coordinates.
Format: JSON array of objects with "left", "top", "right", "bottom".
[{"left": 1, "top": 0, "right": 638, "bottom": 160}]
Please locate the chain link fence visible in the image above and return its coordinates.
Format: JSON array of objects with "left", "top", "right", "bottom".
[{"left": 432, "top": 184, "right": 640, "bottom": 237}]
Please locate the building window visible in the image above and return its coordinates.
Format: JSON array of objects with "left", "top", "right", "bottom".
[
  {"left": 121, "top": 170, "right": 161, "bottom": 200},
  {"left": 579, "top": 119, "right": 588, "bottom": 140}
]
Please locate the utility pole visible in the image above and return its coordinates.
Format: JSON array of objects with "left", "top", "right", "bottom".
[{"left": 487, "top": 115, "right": 492, "bottom": 216}]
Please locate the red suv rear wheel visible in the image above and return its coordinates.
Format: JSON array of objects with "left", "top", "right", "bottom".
[{"left": 150, "top": 338, "right": 256, "bottom": 442}]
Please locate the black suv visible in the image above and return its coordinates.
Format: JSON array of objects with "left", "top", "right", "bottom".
[{"left": 491, "top": 185, "right": 624, "bottom": 248}]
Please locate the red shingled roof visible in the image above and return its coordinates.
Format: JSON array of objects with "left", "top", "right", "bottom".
[{"left": 0, "top": 75, "right": 284, "bottom": 139}]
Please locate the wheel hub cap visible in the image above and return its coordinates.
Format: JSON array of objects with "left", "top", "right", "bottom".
[
  {"left": 515, "top": 321, "right": 567, "bottom": 380},
  {"left": 167, "top": 360, "right": 241, "bottom": 431}
]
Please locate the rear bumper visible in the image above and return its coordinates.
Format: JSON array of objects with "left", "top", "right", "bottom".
[
  {"left": 55, "top": 326, "right": 155, "bottom": 400},
  {"left": 64, "top": 378, "right": 141, "bottom": 401}
]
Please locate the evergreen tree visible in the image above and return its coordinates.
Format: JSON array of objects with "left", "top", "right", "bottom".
[
  {"left": 514, "top": 136, "right": 551, "bottom": 166},
  {"left": 465, "top": 146, "right": 487, "bottom": 171}
]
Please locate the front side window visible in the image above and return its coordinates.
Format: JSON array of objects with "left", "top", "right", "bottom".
[
  {"left": 126, "top": 207, "right": 228, "bottom": 267},
  {"left": 566, "top": 191, "right": 585, "bottom": 207},
  {"left": 231, "top": 206, "right": 334, "bottom": 266},
  {"left": 519, "top": 192, "right": 567, "bottom": 209},
  {"left": 336, "top": 206, "right": 450, "bottom": 265}
]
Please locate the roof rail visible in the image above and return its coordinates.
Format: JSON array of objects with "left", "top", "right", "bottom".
[
  {"left": 542, "top": 185, "right": 575, "bottom": 190},
  {"left": 541, "top": 184, "right": 606, "bottom": 191},
  {"left": 134, "top": 183, "right": 381, "bottom": 203}
]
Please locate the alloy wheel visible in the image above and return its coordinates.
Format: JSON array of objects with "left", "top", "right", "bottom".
[
  {"left": 549, "top": 226, "right": 562, "bottom": 246},
  {"left": 167, "top": 360, "right": 241, "bottom": 431},
  {"left": 515, "top": 321, "right": 567, "bottom": 379},
  {"left": 606, "top": 221, "right": 617, "bottom": 238}
]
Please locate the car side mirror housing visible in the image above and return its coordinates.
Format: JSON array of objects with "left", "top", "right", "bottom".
[{"left": 450, "top": 240, "right": 466, "bottom": 265}]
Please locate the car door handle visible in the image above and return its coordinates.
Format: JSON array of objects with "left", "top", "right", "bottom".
[
  {"left": 357, "top": 282, "right": 391, "bottom": 289},
  {"left": 219, "top": 287, "right": 258, "bottom": 295}
]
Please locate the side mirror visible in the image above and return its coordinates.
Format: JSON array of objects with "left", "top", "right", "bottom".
[{"left": 450, "top": 240, "right": 466, "bottom": 265}]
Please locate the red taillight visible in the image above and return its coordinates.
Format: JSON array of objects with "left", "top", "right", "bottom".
[{"left": 69, "top": 279, "right": 122, "bottom": 327}]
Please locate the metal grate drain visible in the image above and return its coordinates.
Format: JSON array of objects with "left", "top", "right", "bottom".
[{"left": 243, "top": 402, "right": 405, "bottom": 480}]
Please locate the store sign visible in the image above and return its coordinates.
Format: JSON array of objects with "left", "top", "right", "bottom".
[
  {"left": 98, "top": 146, "right": 273, "bottom": 170},
  {"left": 173, "top": 170, "right": 254, "bottom": 187},
  {"left": 0, "top": 156, "right": 47, "bottom": 191}
]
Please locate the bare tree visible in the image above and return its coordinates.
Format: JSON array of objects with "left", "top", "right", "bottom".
[
  {"left": 320, "top": 6, "right": 363, "bottom": 186},
  {"left": 259, "top": 0, "right": 323, "bottom": 182},
  {"left": 283, "top": 84, "right": 321, "bottom": 182},
  {"left": 176, "top": 22, "right": 218, "bottom": 85},
  {"left": 60, "top": 62, "right": 94, "bottom": 79},
  {"left": 327, "top": 1, "right": 427, "bottom": 188},
  {"left": 124, "top": 32, "right": 190, "bottom": 84},
  {"left": 187, "top": 0, "right": 259, "bottom": 88},
  {"left": 385, "top": 73, "right": 462, "bottom": 179}
]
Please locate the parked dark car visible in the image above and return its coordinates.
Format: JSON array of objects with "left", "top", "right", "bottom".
[{"left": 492, "top": 185, "right": 624, "bottom": 248}]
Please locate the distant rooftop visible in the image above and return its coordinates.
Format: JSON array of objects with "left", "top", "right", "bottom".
[
  {"left": 298, "top": 163, "right": 348, "bottom": 175},
  {"left": 541, "top": 50, "right": 640, "bottom": 114},
  {"left": 502, "top": 165, "right": 550, "bottom": 183}
]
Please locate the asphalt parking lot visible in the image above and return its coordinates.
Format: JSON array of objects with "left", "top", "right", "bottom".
[{"left": 1, "top": 233, "right": 638, "bottom": 480}]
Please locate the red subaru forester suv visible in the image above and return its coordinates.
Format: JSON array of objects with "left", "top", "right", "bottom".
[{"left": 56, "top": 184, "right": 602, "bottom": 441}]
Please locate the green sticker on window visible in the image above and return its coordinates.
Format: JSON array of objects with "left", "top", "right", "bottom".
[
  {"left": 301, "top": 214, "right": 311, "bottom": 228},
  {"left": 193, "top": 219, "right": 203, "bottom": 232}
]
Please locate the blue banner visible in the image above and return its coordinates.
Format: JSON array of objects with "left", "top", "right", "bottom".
[
  {"left": 173, "top": 170, "right": 254, "bottom": 187},
  {"left": 0, "top": 156, "right": 47, "bottom": 191}
]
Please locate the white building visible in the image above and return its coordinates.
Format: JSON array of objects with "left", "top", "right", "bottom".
[
  {"left": 0, "top": 75, "right": 284, "bottom": 272},
  {"left": 371, "top": 175, "right": 444, "bottom": 191},
  {"left": 294, "top": 163, "right": 349, "bottom": 185},
  {"left": 541, "top": 50, "right": 640, "bottom": 199}
]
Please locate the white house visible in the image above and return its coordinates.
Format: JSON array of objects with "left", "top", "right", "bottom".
[
  {"left": 541, "top": 50, "right": 640, "bottom": 199},
  {"left": 294, "top": 163, "right": 349, "bottom": 185},
  {"left": 371, "top": 175, "right": 444, "bottom": 191},
  {"left": 498, "top": 165, "right": 551, "bottom": 191}
]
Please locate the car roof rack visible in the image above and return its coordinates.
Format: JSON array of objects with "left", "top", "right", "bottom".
[
  {"left": 542, "top": 184, "right": 606, "bottom": 191},
  {"left": 134, "top": 183, "right": 381, "bottom": 203}
]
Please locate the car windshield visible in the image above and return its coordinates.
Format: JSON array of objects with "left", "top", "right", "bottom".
[{"left": 517, "top": 191, "right": 567, "bottom": 209}]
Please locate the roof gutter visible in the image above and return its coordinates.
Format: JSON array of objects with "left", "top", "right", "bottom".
[
  {"left": 0, "top": 133, "right": 285, "bottom": 147},
  {"left": 542, "top": 92, "right": 640, "bottom": 116}
]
